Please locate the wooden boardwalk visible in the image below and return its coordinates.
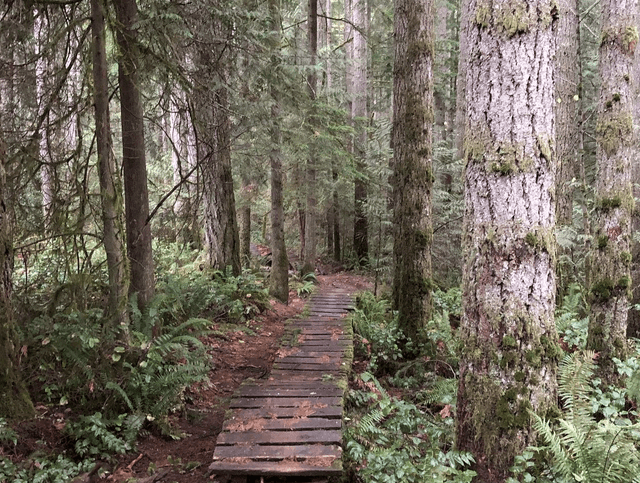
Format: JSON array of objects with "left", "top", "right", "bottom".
[{"left": 209, "top": 288, "right": 354, "bottom": 480}]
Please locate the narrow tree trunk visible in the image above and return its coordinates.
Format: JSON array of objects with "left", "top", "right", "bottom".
[
  {"left": 268, "top": 0, "right": 289, "bottom": 303},
  {"left": 0, "top": 133, "right": 35, "bottom": 420},
  {"left": 555, "top": 0, "right": 580, "bottom": 225},
  {"left": 92, "top": 0, "right": 129, "bottom": 328},
  {"left": 113, "top": 0, "right": 155, "bottom": 309},
  {"left": 302, "top": 0, "right": 318, "bottom": 275},
  {"left": 352, "top": 0, "right": 368, "bottom": 265},
  {"left": 586, "top": 0, "right": 637, "bottom": 383},
  {"left": 392, "top": 0, "right": 435, "bottom": 349},
  {"left": 455, "top": 2, "right": 559, "bottom": 480},
  {"left": 453, "top": 0, "right": 470, "bottom": 160},
  {"left": 239, "top": 177, "right": 252, "bottom": 267}
]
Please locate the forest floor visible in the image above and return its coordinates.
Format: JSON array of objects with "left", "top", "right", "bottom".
[{"left": 10, "top": 266, "right": 371, "bottom": 483}]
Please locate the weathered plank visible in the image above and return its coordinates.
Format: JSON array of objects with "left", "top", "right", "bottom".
[
  {"left": 213, "top": 443, "right": 341, "bottom": 460},
  {"left": 217, "top": 429, "right": 342, "bottom": 446},
  {"left": 230, "top": 406, "right": 342, "bottom": 419},
  {"left": 237, "top": 386, "right": 343, "bottom": 397},
  {"left": 229, "top": 396, "right": 341, "bottom": 409},
  {"left": 208, "top": 460, "right": 342, "bottom": 476},
  {"left": 222, "top": 417, "right": 342, "bottom": 432}
]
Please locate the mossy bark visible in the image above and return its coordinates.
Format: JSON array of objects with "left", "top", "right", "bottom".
[
  {"left": 391, "top": 0, "right": 435, "bottom": 350},
  {"left": 194, "top": 20, "right": 241, "bottom": 277},
  {"left": 456, "top": 1, "right": 558, "bottom": 480},
  {"left": 586, "top": 0, "right": 637, "bottom": 384},
  {"left": 268, "top": 0, "right": 289, "bottom": 304},
  {"left": 0, "top": 135, "right": 35, "bottom": 420},
  {"left": 92, "top": 0, "right": 129, "bottom": 329}
]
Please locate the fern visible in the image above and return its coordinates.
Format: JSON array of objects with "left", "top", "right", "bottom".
[{"left": 527, "top": 351, "right": 640, "bottom": 483}]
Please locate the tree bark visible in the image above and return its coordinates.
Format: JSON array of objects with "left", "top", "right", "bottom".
[
  {"left": 352, "top": 0, "right": 368, "bottom": 265},
  {"left": 0, "top": 133, "right": 35, "bottom": 420},
  {"left": 391, "top": 0, "right": 434, "bottom": 348},
  {"left": 194, "top": 20, "right": 241, "bottom": 276},
  {"left": 555, "top": 0, "right": 580, "bottom": 226},
  {"left": 586, "top": 0, "right": 637, "bottom": 383},
  {"left": 302, "top": 0, "right": 318, "bottom": 275},
  {"left": 92, "top": 0, "right": 129, "bottom": 327},
  {"left": 113, "top": 0, "right": 155, "bottom": 309},
  {"left": 455, "top": 1, "right": 559, "bottom": 480},
  {"left": 268, "top": 0, "right": 289, "bottom": 303}
]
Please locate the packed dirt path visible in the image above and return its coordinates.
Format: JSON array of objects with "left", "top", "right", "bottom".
[{"left": 108, "top": 271, "right": 371, "bottom": 483}]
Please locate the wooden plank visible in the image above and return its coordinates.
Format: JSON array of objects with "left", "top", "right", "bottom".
[
  {"left": 230, "top": 406, "right": 342, "bottom": 419},
  {"left": 230, "top": 396, "right": 341, "bottom": 408},
  {"left": 213, "top": 443, "right": 341, "bottom": 460},
  {"left": 217, "top": 429, "right": 341, "bottom": 446},
  {"left": 276, "top": 357, "right": 342, "bottom": 364},
  {"left": 273, "top": 363, "right": 342, "bottom": 372},
  {"left": 237, "top": 386, "right": 343, "bottom": 397},
  {"left": 208, "top": 459, "right": 342, "bottom": 476},
  {"left": 222, "top": 417, "right": 342, "bottom": 432}
]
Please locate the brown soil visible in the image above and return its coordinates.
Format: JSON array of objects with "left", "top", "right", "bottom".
[{"left": 6, "top": 270, "right": 371, "bottom": 483}]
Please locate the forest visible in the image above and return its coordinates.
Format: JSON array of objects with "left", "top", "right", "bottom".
[{"left": 1, "top": 0, "right": 640, "bottom": 481}]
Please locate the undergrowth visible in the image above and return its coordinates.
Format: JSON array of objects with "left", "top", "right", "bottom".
[
  {"left": 3, "top": 243, "right": 270, "bottom": 481},
  {"left": 344, "top": 289, "right": 475, "bottom": 483}
]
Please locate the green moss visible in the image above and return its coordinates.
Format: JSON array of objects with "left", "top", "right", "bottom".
[
  {"left": 474, "top": 1, "right": 491, "bottom": 28},
  {"left": 596, "top": 114, "right": 633, "bottom": 156},
  {"left": 620, "top": 251, "right": 632, "bottom": 265},
  {"left": 540, "top": 335, "right": 562, "bottom": 360},
  {"left": 514, "top": 371, "right": 526, "bottom": 382},
  {"left": 500, "top": 351, "right": 517, "bottom": 369},
  {"left": 525, "top": 348, "right": 542, "bottom": 367},
  {"left": 414, "top": 229, "right": 433, "bottom": 250},
  {"left": 537, "top": 134, "right": 553, "bottom": 162},
  {"left": 613, "top": 93, "right": 621, "bottom": 102},
  {"left": 591, "top": 279, "right": 614, "bottom": 300},
  {"left": 491, "top": 161, "right": 516, "bottom": 175},
  {"left": 597, "top": 235, "right": 609, "bottom": 250},
  {"left": 496, "top": 0, "right": 531, "bottom": 37},
  {"left": 623, "top": 26, "right": 639, "bottom": 53},
  {"left": 605, "top": 100, "right": 613, "bottom": 110},
  {"left": 525, "top": 232, "right": 539, "bottom": 247},
  {"left": 502, "top": 334, "right": 517, "bottom": 349},
  {"left": 616, "top": 276, "right": 630, "bottom": 289},
  {"left": 599, "top": 197, "right": 622, "bottom": 211}
]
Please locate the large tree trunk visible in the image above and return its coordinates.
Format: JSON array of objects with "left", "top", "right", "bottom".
[
  {"left": 391, "top": 0, "right": 434, "bottom": 349},
  {"left": 268, "top": 0, "right": 289, "bottom": 303},
  {"left": 586, "top": 0, "right": 637, "bottom": 383},
  {"left": 455, "top": 2, "right": 559, "bottom": 480},
  {"left": 92, "top": 0, "right": 128, "bottom": 327},
  {"left": 352, "top": 0, "right": 368, "bottom": 265},
  {"left": 113, "top": 0, "right": 155, "bottom": 309},
  {"left": 0, "top": 134, "right": 35, "bottom": 420},
  {"left": 302, "top": 0, "right": 318, "bottom": 275},
  {"left": 194, "top": 21, "right": 241, "bottom": 276}
]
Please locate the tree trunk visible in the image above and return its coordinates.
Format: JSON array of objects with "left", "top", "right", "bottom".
[
  {"left": 195, "top": 23, "right": 241, "bottom": 276},
  {"left": 555, "top": 0, "right": 580, "bottom": 226},
  {"left": 239, "top": 177, "right": 252, "bottom": 268},
  {"left": 92, "top": 0, "right": 129, "bottom": 328},
  {"left": 268, "top": 0, "right": 289, "bottom": 303},
  {"left": 302, "top": 0, "right": 318, "bottom": 275},
  {"left": 201, "top": 83, "right": 241, "bottom": 276},
  {"left": 113, "top": 0, "right": 155, "bottom": 309},
  {"left": 352, "top": 0, "right": 368, "bottom": 265},
  {"left": 391, "top": 0, "right": 434, "bottom": 348},
  {"left": 586, "top": 0, "right": 637, "bottom": 383},
  {"left": 455, "top": 2, "right": 559, "bottom": 480},
  {"left": 454, "top": 0, "right": 470, "bottom": 160},
  {"left": 0, "top": 133, "right": 35, "bottom": 420}
]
